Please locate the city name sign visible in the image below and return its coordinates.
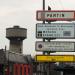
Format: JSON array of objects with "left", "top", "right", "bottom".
[{"left": 36, "top": 10, "right": 75, "bottom": 21}]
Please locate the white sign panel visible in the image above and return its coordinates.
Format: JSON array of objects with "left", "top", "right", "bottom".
[
  {"left": 36, "top": 23, "right": 75, "bottom": 39},
  {"left": 36, "top": 10, "right": 75, "bottom": 21},
  {"left": 35, "top": 41, "right": 75, "bottom": 52}
]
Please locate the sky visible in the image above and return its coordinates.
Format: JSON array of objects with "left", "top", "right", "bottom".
[{"left": 0, "top": 0, "right": 75, "bottom": 56}]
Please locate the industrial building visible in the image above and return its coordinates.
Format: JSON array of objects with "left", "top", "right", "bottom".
[
  {"left": 0, "top": 49, "right": 33, "bottom": 75},
  {"left": 0, "top": 26, "right": 33, "bottom": 75}
]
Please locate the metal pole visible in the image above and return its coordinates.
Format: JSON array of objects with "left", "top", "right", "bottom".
[
  {"left": 36, "top": 1, "right": 45, "bottom": 75},
  {"left": 43, "top": 0, "right": 45, "bottom": 54},
  {"left": 42, "top": 0, "right": 46, "bottom": 75},
  {"left": 43, "top": 0, "right": 45, "bottom": 10},
  {"left": 43, "top": 0, "right": 45, "bottom": 24},
  {"left": 42, "top": 0, "right": 45, "bottom": 52},
  {"left": 61, "top": 71, "right": 64, "bottom": 75},
  {"left": 60, "top": 63, "right": 64, "bottom": 75}
]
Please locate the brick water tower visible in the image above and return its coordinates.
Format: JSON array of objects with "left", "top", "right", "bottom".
[{"left": 6, "top": 26, "right": 27, "bottom": 53}]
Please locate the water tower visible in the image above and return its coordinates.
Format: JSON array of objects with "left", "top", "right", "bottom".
[{"left": 6, "top": 26, "right": 27, "bottom": 53}]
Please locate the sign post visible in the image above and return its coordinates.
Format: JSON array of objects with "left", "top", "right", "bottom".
[{"left": 35, "top": 1, "right": 75, "bottom": 75}]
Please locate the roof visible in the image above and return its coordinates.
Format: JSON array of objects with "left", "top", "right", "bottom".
[{"left": 0, "top": 49, "right": 32, "bottom": 64}]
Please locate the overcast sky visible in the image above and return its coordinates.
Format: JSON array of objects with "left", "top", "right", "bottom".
[{"left": 0, "top": 0, "right": 75, "bottom": 56}]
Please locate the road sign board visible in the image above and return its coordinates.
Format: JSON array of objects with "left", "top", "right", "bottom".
[
  {"left": 36, "top": 23, "right": 75, "bottom": 39},
  {"left": 35, "top": 55, "right": 75, "bottom": 62},
  {"left": 35, "top": 41, "right": 75, "bottom": 52},
  {"left": 36, "top": 10, "right": 75, "bottom": 21}
]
